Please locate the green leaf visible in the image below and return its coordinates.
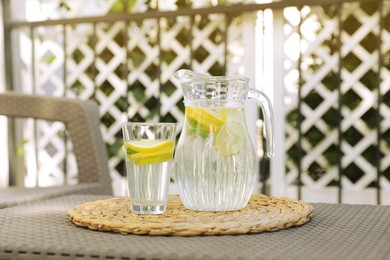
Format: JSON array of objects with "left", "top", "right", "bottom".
[
  {"left": 186, "top": 117, "right": 209, "bottom": 138},
  {"left": 126, "top": 148, "right": 137, "bottom": 157}
]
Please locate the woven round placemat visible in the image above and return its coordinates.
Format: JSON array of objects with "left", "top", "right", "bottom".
[{"left": 67, "top": 194, "right": 314, "bottom": 236}]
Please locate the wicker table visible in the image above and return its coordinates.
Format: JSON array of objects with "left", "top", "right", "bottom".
[{"left": 0, "top": 195, "right": 389, "bottom": 260}]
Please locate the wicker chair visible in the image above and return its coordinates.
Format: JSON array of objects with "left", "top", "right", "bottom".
[{"left": 0, "top": 92, "right": 112, "bottom": 208}]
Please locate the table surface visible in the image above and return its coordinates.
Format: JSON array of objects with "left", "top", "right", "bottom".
[{"left": 0, "top": 195, "right": 389, "bottom": 260}]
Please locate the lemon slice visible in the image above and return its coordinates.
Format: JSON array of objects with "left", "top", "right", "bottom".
[
  {"left": 214, "top": 122, "right": 245, "bottom": 156},
  {"left": 124, "top": 140, "right": 173, "bottom": 153},
  {"left": 133, "top": 153, "right": 172, "bottom": 166},
  {"left": 206, "top": 107, "right": 227, "bottom": 122},
  {"left": 129, "top": 149, "right": 172, "bottom": 160},
  {"left": 186, "top": 106, "right": 226, "bottom": 133},
  {"left": 124, "top": 139, "right": 174, "bottom": 165}
]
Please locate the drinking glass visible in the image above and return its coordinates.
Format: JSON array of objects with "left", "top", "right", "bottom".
[{"left": 122, "top": 122, "right": 176, "bottom": 214}]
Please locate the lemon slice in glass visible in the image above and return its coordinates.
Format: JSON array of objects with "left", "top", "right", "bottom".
[
  {"left": 214, "top": 122, "right": 245, "bottom": 156},
  {"left": 124, "top": 139, "right": 173, "bottom": 153},
  {"left": 124, "top": 139, "right": 174, "bottom": 165},
  {"left": 132, "top": 153, "right": 172, "bottom": 166}
]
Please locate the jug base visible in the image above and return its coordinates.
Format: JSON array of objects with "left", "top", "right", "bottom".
[{"left": 181, "top": 200, "right": 249, "bottom": 212}]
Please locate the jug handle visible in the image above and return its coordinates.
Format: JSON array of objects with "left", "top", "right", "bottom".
[{"left": 246, "top": 89, "right": 275, "bottom": 158}]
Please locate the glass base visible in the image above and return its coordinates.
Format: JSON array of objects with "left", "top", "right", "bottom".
[{"left": 130, "top": 202, "right": 166, "bottom": 214}]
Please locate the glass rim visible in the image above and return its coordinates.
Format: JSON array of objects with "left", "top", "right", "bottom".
[{"left": 121, "top": 122, "right": 176, "bottom": 127}]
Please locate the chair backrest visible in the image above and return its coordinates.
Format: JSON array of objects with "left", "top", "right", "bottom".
[{"left": 0, "top": 92, "right": 112, "bottom": 194}]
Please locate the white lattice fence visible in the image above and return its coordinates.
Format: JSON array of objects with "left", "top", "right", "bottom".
[
  {"left": 282, "top": 1, "right": 390, "bottom": 204},
  {"left": 8, "top": 1, "right": 253, "bottom": 195},
  {"left": 5, "top": 0, "right": 390, "bottom": 204},
  {"left": 380, "top": 0, "right": 390, "bottom": 199}
]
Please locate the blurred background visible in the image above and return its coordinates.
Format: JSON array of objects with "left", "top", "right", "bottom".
[{"left": 0, "top": 0, "right": 389, "bottom": 204}]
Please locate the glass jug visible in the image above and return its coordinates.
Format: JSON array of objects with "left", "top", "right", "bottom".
[{"left": 174, "top": 70, "right": 275, "bottom": 211}]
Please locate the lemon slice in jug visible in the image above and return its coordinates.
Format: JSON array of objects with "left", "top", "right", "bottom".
[
  {"left": 186, "top": 106, "right": 226, "bottom": 133},
  {"left": 214, "top": 122, "right": 245, "bottom": 156}
]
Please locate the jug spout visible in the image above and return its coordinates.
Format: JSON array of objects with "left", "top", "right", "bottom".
[{"left": 174, "top": 69, "right": 208, "bottom": 83}]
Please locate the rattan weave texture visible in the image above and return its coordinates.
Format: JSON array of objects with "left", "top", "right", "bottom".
[
  {"left": 67, "top": 194, "right": 313, "bottom": 236},
  {"left": 0, "top": 195, "right": 389, "bottom": 260}
]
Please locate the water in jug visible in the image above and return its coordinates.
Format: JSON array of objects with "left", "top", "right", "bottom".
[{"left": 174, "top": 70, "right": 275, "bottom": 211}]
